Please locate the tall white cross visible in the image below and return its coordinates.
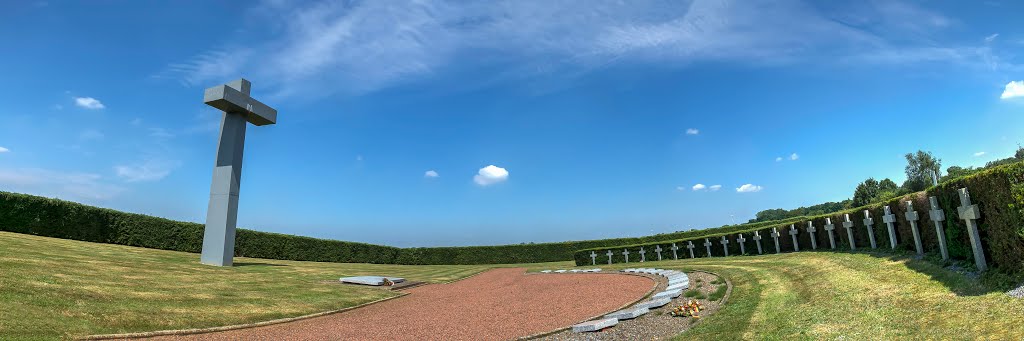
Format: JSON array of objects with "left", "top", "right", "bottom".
[
  {"left": 639, "top": 247, "right": 647, "bottom": 262},
  {"left": 882, "top": 205, "right": 898, "bottom": 249},
  {"left": 957, "top": 188, "right": 987, "bottom": 271},
  {"left": 737, "top": 233, "right": 747, "bottom": 254},
  {"left": 654, "top": 245, "right": 663, "bottom": 261},
  {"left": 770, "top": 227, "right": 781, "bottom": 254},
  {"left": 805, "top": 221, "right": 818, "bottom": 250},
  {"left": 720, "top": 235, "right": 730, "bottom": 256},
  {"left": 200, "top": 78, "right": 278, "bottom": 267},
  {"left": 622, "top": 249, "right": 631, "bottom": 263},
  {"left": 928, "top": 196, "right": 949, "bottom": 260},
  {"left": 752, "top": 231, "right": 763, "bottom": 254},
  {"left": 863, "top": 210, "right": 878, "bottom": 249},
  {"left": 823, "top": 217, "right": 837, "bottom": 249},
  {"left": 789, "top": 224, "right": 800, "bottom": 252},
  {"left": 842, "top": 213, "right": 857, "bottom": 250},
  {"left": 671, "top": 243, "right": 679, "bottom": 260},
  {"left": 686, "top": 241, "right": 696, "bottom": 258},
  {"left": 905, "top": 201, "right": 924, "bottom": 255},
  {"left": 590, "top": 251, "right": 597, "bottom": 265},
  {"left": 606, "top": 249, "right": 614, "bottom": 264},
  {"left": 703, "top": 238, "right": 713, "bottom": 257}
]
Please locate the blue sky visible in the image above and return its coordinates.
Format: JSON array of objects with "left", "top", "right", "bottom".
[{"left": 1, "top": 0, "right": 1023, "bottom": 247}]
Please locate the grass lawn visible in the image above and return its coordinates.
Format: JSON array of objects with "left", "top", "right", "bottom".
[
  {"left": 598, "top": 251, "right": 1024, "bottom": 339},
  {"left": 0, "top": 232, "right": 572, "bottom": 340}
]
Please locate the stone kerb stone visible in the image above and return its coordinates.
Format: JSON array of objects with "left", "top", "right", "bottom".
[
  {"left": 604, "top": 307, "right": 649, "bottom": 320},
  {"left": 573, "top": 318, "right": 618, "bottom": 333}
]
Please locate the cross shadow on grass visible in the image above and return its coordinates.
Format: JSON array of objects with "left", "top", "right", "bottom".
[{"left": 855, "top": 250, "right": 1018, "bottom": 297}]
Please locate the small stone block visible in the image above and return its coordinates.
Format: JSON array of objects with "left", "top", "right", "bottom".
[
  {"left": 540, "top": 270, "right": 552, "bottom": 273},
  {"left": 958, "top": 205, "right": 981, "bottom": 220},
  {"left": 572, "top": 318, "right": 619, "bottom": 333},
  {"left": 905, "top": 211, "right": 919, "bottom": 221},
  {"left": 653, "top": 289, "right": 683, "bottom": 299},
  {"left": 666, "top": 283, "right": 688, "bottom": 291},
  {"left": 635, "top": 297, "right": 672, "bottom": 309},
  {"left": 339, "top": 276, "right": 406, "bottom": 286},
  {"left": 882, "top": 214, "right": 896, "bottom": 223},
  {"left": 554, "top": 270, "right": 567, "bottom": 273},
  {"left": 929, "top": 209, "right": 946, "bottom": 221},
  {"left": 604, "top": 307, "right": 649, "bottom": 320}
]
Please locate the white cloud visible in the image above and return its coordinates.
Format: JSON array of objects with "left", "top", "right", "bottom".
[
  {"left": 74, "top": 97, "right": 105, "bottom": 109},
  {"left": 973, "top": 151, "right": 986, "bottom": 157},
  {"left": 0, "top": 168, "right": 125, "bottom": 200},
  {"left": 0, "top": 147, "right": 8, "bottom": 153},
  {"left": 676, "top": 186, "right": 685, "bottom": 191},
  {"left": 686, "top": 128, "right": 699, "bottom": 135},
  {"left": 148, "top": 128, "right": 175, "bottom": 139},
  {"left": 736, "top": 184, "right": 763, "bottom": 193},
  {"left": 162, "top": 1, "right": 1011, "bottom": 98},
  {"left": 474, "top": 165, "right": 508, "bottom": 186},
  {"left": 790, "top": 153, "right": 799, "bottom": 160},
  {"left": 775, "top": 157, "right": 783, "bottom": 162},
  {"left": 709, "top": 185, "right": 722, "bottom": 191},
  {"left": 985, "top": 33, "right": 999, "bottom": 43},
  {"left": 424, "top": 170, "right": 439, "bottom": 178},
  {"left": 692, "top": 183, "right": 706, "bottom": 191},
  {"left": 114, "top": 159, "right": 180, "bottom": 182},
  {"left": 1002, "top": 80, "right": 1024, "bottom": 99}
]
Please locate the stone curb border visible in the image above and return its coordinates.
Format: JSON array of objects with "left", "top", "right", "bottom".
[
  {"left": 517, "top": 271, "right": 661, "bottom": 340},
  {"left": 79, "top": 267, "right": 500, "bottom": 340}
]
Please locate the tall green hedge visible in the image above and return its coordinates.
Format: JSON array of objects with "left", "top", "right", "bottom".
[{"left": 574, "top": 161, "right": 1024, "bottom": 276}]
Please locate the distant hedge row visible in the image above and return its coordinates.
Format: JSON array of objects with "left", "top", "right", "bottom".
[
  {"left": 573, "top": 161, "right": 1024, "bottom": 276},
  {"left": 0, "top": 190, "right": 812, "bottom": 265}
]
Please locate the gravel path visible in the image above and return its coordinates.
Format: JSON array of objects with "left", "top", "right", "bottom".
[
  {"left": 533, "top": 271, "right": 729, "bottom": 341},
  {"left": 141, "top": 268, "right": 653, "bottom": 341}
]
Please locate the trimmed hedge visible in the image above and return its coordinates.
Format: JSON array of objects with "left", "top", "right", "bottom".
[
  {"left": 0, "top": 190, "right": 811, "bottom": 265},
  {"left": 574, "top": 161, "right": 1024, "bottom": 276}
]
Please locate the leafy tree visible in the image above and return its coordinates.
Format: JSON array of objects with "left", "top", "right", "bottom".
[
  {"left": 852, "top": 178, "right": 880, "bottom": 207},
  {"left": 903, "top": 150, "right": 941, "bottom": 192}
]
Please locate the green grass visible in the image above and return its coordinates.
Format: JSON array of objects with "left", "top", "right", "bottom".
[
  {"left": 707, "top": 282, "right": 727, "bottom": 301},
  {"left": 597, "top": 251, "right": 1024, "bottom": 339},
  {"left": 0, "top": 232, "right": 572, "bottom": 340}
]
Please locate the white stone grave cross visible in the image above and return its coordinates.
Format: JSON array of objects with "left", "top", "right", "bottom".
[
  {"left": 805, "top": 221, "right": 818, "bottom": 250},
  {"left": 704, "top": 238, "right": 713, "bottom": 257},
  {"left": 842, "top": 213, "right": 857, "bottom": 250},
  {"left": 957, "top": 188, "right": 987, "bottom": 271},
  {"left": 824, "top": 218, "right": 837, "bottom": 249},
  {"left": 752, "top": 231, "right": 764, "bottom": 254},
  {"left": 590, "top": 251, "right": 597, "bottom": 265},
  {"left": 639, "top": 247, "right": 647, "bottom": 262},
  {"left": 720, "top": 236, "right": 730, "bottom": 256},
  {"left": 788, "top": 224, "right": 800, "bottom": 252},
  {"left": 671, "top": 243, "right": 679, "bottom": 260},
  {"left": 904, "top": 201, "right": 924, "bottom": 255},
  {"left": 686, "top": 241, "right": 696, "bottom": 258},
  {"left": 863, "top": 210, "right": 878, "bottom": 249},
  {"left": 606, "top": 249, "right": 614, "bottom": 265},
  {"left": 928, "top": 196, "right": 949, "bottom": 260},
  {"left": 654, "top": 245, "right": 663, "bottom": 261},
  {"left": 622, "top": 249, "right": 631, "bottom": 263},
  {"left": 770, "top": 227, "right": 781, "bottom": 254},
  {"left": 737, "top": 233, "right": 747, "bottom": 254},
  {"left": 882, "top": 206, "right": 898, "bottom": 249},
  {"left": 201, "top": 79, "right": 278, "bottom": 267}
]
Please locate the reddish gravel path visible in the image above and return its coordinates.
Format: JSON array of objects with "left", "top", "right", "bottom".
[{"left": 146, "top": 268, "right": 653, "bottom": 341}]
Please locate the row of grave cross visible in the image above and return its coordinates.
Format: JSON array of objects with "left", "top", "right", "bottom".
[{"left": 590, "top": 188, "right": 987, "bottom": 271}]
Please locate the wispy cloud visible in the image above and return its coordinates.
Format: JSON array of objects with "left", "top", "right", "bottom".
[
  {"left": 973, "top": 151, "right": 987, "bottom": 157},
  {"left": 790, "top": 153, "right": 799, "bottom": 160},
  {"left": 984, "top": 33, "right": 999, "bottom": 43},
  {"left": 736, "top": 183, "right": 763, "bottom": 193},
  {"left": 74, "top": 97, "right": 105, "bottom": 109},
  {"left": 161, "top": 0, "right": 1013, "bottom": 98},
  {"left": 0, "top": 146, "right": 8, "bottom": 153},
  {"left": 775, "top": 156, "right": 783, "bottom": 162},
  {"left": 692, "top": 183, "right": 706, "bottom": 191},
  {"left": 79, "top": 129, "right": 104, "bottom": 141},
  {"left": 425, "top": 170, "right": 439, "bottom": 178},
  {"left": 0, "top": 168, "right": 125, "bottom": 200},
  {"left": 686, "top": 128, "right": 699, "bottom": 135},
  {"left": 114, "top": 158, "right": 181, "bottom": 182},
  {"left": 709, "top": 184, "right": 722, "bottom": 191}
]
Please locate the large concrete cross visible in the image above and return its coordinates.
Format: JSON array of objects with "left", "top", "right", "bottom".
[
  {"left": 590, "top": 251, "right": 597, "bottom": 265},
  {"left": 842, "top": 213, "right": 857, "bottom": 250},
  {"left": 654, "top": 245, "right": 663, "bottom": 261},
  {"left": 788, "top": 224, "right": 800, "bottom": 252},
  {"left": 863, "top": 210, "right": 878, "bottom": 249},
  {"left": 200, "top": 79, "right": 277, "bottom": 267}
]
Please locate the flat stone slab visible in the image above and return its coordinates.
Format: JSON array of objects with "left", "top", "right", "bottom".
[
  {"left": 572, "top": 317, "right": 619, "bottom": 332},
  {"left": 652, "top": 289, "right": 682, "bottom": 299},
  {"left": 604, "top": 306, "right": 649, "bottom": 320},
  {"left": 634, "top": 297, "right": 672, "bottom": 309},
  {"left": 554, "top": 270, "right": 567, "bottom": 273},
  {"left": 339, "top": 276, "right": 406, "bottom": 286},
  {"left": 540, "top": 270, "right": 552, "bottom": 273},
  {"left": 666, "top": 283, "right": 688, "bottom": 291}
]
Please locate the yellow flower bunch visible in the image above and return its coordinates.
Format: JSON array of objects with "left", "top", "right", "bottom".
[{"left": 669, "top": 299, "right": 704, "bottom": 318}]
